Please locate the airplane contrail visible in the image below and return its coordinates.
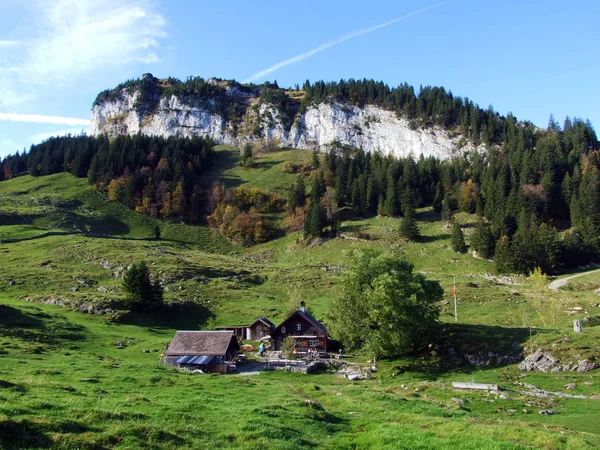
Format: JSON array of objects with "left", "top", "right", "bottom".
[
  {"left": 0, "top": 113, "right": 90, "bottom": 126},
  {"left": 244, "top": 1, "right": 450, "bottom": 83}
]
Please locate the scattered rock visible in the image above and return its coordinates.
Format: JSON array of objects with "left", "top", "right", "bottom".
[
  {"left": 574, "top": 360, "right": 598, "bottom": 372},
  {"left": 452, "top": 397, "right": 464, "bottom": 405},
  {"left": 564, "top": 383, "right": 576, "bottom": 391},
  {"left": 507, "top": 409, "right": 518, "bottom": 413},
  {"left": 499, "top": 393, "right": 509, "bottom": 400},
  {"left": 519, "top": 349, "right": 557, "bottom": 372},
  {"left": 538, "top": 409, "right": 557, "bottom": 415},
  {"left": 97, "top": 286, "right": 108, "bottom": 294}
]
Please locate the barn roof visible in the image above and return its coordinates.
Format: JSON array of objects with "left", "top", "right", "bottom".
[
  {"left": 165, "top": 331, "right": 239, "bottom": 356},
  {"left": 271, "top": 310, "right": 329, "bottom": 336},
  {"left": 249, "top": 317, "right": 275, "bottom": 328}
]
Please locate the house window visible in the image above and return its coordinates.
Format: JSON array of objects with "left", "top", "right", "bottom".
[
  {"left": 296, "top": 322, "right": 302, "bottom": 332},
  {"left": 309, "top": 338, "right": 319, "bottom": 347}
]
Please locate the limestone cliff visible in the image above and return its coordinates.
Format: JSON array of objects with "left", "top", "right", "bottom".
[{"left": 91, "top": 76, "right": 479, "bottom": 159}]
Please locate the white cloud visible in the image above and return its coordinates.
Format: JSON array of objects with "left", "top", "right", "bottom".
[
  {"left": 0, "top": 113, "right": 90, "bottom": 126},
  {"left": 0, "top": 40, "right": 20, "bottom": 47},
  {"left": 0, "top": 0, "right": 167, "bottom": 110}
]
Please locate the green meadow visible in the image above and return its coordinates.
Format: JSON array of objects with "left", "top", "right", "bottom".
[{"left": 1, "top": 147, "right": 599, "bottom": 448}]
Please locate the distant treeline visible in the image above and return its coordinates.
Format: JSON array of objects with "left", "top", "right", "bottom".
[{"left": 0, "top": 133, "right": 215, "bottom": 222}]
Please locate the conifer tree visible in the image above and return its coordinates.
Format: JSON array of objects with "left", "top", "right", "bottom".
[
  {"left": 289, "top": 176, "right": 306, "bottom": 210},
  {"left": 441, "top": 193, "right": 453, "bottom": 222},
  {"left": 451, "top": 220, "right": 468, "bottom": 253},
  {"left": 398, "top": 209, "right": 420, "bottom": 242},
  {"left": 472, "top": 222, "right": 495, "bottom": 259},
  {"left": 494, "top": 236, "right": 515, "bottom": 274},
  {"left": 122, "top": 261, "right": 163, "bottom": 310}
]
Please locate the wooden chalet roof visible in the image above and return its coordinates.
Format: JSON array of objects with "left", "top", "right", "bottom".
[
  {"left": 271, "top": 310, "right": 329, "bottom": 336},
  {"left": 249, "top": 317, "right": 275, "bottom": 328},
  {"left": 165, "top": 331, "right": 239, "bottom": 356}
]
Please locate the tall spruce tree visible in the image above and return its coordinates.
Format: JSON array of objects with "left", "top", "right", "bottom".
[
  {"left": 289, "top": 176, "right": 306, "bottom": 210},
  {"left": 451, "top": 220, "right": 468, "bottom": 253},
  {"left": 122, "top": 261, "right": 163, "bottom": 310},
  {"left": 398, "top": 209, "right": 420, "bottom": 242},
  {"left": 472, "top": 222, "right": 495, "bottom": 259}
]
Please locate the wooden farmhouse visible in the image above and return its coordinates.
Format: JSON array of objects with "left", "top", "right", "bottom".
[
  {"left": 270, "top": 302, "right": 333, "bottom": 352},
  {"left": 215, "top": 318, "right": 275, "bottom": 341},
  {"left": 163, "top": 331, "right": 240, "bottom": 373}
]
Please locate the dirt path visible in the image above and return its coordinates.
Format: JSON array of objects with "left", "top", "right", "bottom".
[{"left": 548, "top": 267, "right": 600, "bottom": 291}]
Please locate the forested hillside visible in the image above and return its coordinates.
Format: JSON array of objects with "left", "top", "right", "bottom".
[
  {"left": 0, "top": 134, "right": 214, "bottom": 221},
  {"left": 1, "top": 76, "right": 599, "bottom": 274}
]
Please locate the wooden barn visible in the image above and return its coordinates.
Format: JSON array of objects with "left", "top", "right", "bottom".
[
  {"left": 215, "top": 318, "right": 275, "bottom": 341},
  {"left": 247, "top": 318, "right": 275, "bottom": 340},
  {"left": 270, "top": 302, "right": 332, "bottom": 352},
  {"left": 163, "top": 331, "right": 240, "bottom": 373}
]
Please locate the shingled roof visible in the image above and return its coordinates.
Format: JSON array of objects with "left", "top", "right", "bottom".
[
  {"left": 270, "top": 310, "right": 329, "bottom": 336},
  {"left": 165, "top": 331, "right": 239, "bottom": 356},
  {"left": 249, "top": 317, "right": 275, "bottom": 328}
]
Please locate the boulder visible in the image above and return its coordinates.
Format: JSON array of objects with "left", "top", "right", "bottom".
[{"left": 519, "top": 349, "right": 558, "bottom": 372}]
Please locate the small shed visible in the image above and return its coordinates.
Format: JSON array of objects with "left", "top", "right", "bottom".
[
  {"left": 247, "top": 318, "right": 275, "bottom": 340},
  {"left": 214, "top": 325, "right": 247, "bottom": 339},
  {"left": 163, "top": 331, "right": 240, "bottom": 373}
]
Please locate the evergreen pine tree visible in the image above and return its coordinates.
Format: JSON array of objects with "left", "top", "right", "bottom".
[
  {"left": 289, "top": 176, "right": 306, "bottom": 210},
  {"left": 472, "top": 222, "right": 495, "bottom": 259},
  {"left": 304, "top": 201, "right": 325, "bottom": 238},
  {"left": 398, "top": 209, "right": 420, "bottom": 242},
  {"left": 451, "top": 220, "right": 468, "bottom": 253},
  {"left": 441, "top": 193, "right": 453, "bottom": 222},
  {"left": 122, "top": 261, "right": 162, "bottom": 310},
  {"left": 494, "top": 236, "right": 515, "bottom": 274},
  {"left": 312, "top": 151, "right": 320, "bottom": 169}
]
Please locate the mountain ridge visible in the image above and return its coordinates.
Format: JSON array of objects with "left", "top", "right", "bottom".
[{"left": 91, "top": 74, "right": 489, "bottom": 159}]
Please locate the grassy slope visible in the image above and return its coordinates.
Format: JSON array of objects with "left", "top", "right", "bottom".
[
  {"left": 1, "top": 147, "right": 600, "bottom": 448},
  {"left": 1, "top": 296, "right": 598, "bottom": 449}
]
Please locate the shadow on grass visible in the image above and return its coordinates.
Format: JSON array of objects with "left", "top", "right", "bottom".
[
  {"left": 415, "top": 209, "right": 440, "bottom": 223},
  {"left": 66, "top": 212, "right": 131, "bottom": 235},
  {"left": 0, "top": 305, "right": 43, "bottom": 328},
  {"left": 419, "top": 233, "right": 449, "bottom": 243},
  {"left": 0, "top": 213, "right": 38, "bottom": 226},
  {"left": 116, "top": 302, "right": 214, "bottom": 330},
  {"left": 201, "top": 149, "right": 243, "bottom": 189},
  {"left": 0, "top": 418, "right": 52, "bottom": 449},
  {"left": 0, "top": 305, "right": 86, "bottom": 343},
  {"left": 393, "top": 323, "right": 550, "bottom": 381},
  {"left": 253, "top": 160, "right": 281, "bottom": 171}
]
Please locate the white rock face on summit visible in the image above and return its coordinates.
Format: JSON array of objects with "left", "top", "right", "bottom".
[{"left": 91, "top": 90, "right": 477, "bottom": 159}]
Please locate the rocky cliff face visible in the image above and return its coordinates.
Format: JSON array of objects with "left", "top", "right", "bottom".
[{"left": 91, "top": 86, "right": 477, "bottom": 159}]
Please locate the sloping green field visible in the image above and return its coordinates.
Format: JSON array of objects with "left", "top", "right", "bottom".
[{"left": 1, "top": 148, "right": 600, "bottom": 448}]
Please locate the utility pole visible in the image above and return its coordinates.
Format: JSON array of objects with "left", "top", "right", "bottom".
[{"left": 453, "top": 276, "right": 458, "bottom": 323}]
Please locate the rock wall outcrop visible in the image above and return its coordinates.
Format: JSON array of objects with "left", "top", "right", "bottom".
[{"left": 91, "top": 87, "right": 479, "bottom": 160}]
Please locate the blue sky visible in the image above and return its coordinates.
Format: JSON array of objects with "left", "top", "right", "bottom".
[{"left": 1, "top": 0, "right": 599, "bottom": 157}]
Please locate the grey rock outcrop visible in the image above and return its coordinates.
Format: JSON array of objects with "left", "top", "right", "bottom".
[
  {"left": 91, "top": 88, "right": 482, "bottom": 160},
  {"left": 519, "top": 348, "right": 597, "bottom": 372}
]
